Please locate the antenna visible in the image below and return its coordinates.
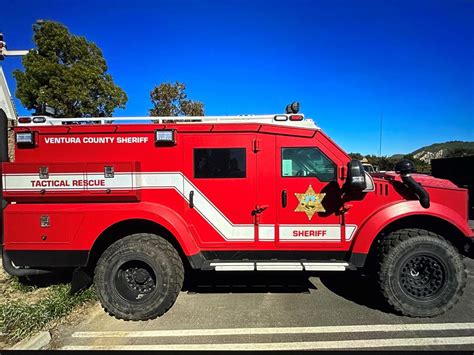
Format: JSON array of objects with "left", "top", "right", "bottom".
[{"left": 379, "top": 112, "right": 383, "bottom": 156}]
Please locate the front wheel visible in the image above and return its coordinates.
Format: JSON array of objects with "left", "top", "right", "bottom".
[
  {"left": 377, "top": 228, "right": 466, "bottom": 317},
  {"left": 94, "top": 233, "right": 184, "bottom": 321}
]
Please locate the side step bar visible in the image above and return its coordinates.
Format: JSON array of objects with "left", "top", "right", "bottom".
[{"left": 209, "top": 261, "right": 349, "bottom": 272}]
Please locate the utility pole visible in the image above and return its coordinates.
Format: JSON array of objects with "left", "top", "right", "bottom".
[{"left": 379, "top": 112, "right": 383, "bottom": 156}]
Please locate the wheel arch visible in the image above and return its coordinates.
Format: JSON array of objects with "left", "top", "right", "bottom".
[
  {"left": 350, "top": 201, "right": 472, "bottom": 267},
  {"left": 87, "top": 217, "right": 196, "bottom": 271}
]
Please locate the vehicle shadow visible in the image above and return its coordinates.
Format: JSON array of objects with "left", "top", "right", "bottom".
[
  {"left": 318, "top": 271, "right": 393, "bottom": 313},
  {"left": 16, "top": 269, "right": 74, "bottom": 288},
  {"left": 183, "top": 270, "right": 316, "bottom": 294},
  {"left": 183, "top": 269, "right": 393, "bottom": 314},
  {"left": 17, "top": 268, "right": 395, "bottom": 314}
]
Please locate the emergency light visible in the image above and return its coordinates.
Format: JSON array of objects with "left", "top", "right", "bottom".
[
  {"left": 33, "top": 116, "right": 47, "bottom": 123},
  {"left": 289, "top": 115, "right": 304, "bottom": 121},
  {"left": 155, "top": 129, "right": 176, "bottom": 145},
  {"left": 18, "top": 117, "right": 32, "bottom": 124},
  {"left": 16, "top": 131, "right": 35, "bottom": 145}
]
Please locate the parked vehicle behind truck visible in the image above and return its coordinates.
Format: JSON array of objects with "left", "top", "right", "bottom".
[{"left": 1, "top": 106, "right": 473, "bottom": 320}]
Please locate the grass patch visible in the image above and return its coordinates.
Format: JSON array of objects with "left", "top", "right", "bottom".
[
  {"left": 0, "top": 281, "right": 96, "bottom": 343},
  {"left": 8, "top": 276, "right": 38, "bottom": 293}
]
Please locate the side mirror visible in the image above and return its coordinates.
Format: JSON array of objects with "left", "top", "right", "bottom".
[{"left": 347, "top": 160, "right": 367, "bottom": 191}]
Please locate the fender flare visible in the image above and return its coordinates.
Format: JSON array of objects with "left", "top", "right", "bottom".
[
  {"left": 350, "top": 200, "right": 471, "bottom": 255},
  {"left": 85, "top": 202, "right": 200, "bottom": 256}
]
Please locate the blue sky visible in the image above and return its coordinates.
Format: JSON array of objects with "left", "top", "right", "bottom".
[{"left": 1, "top": 0, "right": 473, "bottom": 155}]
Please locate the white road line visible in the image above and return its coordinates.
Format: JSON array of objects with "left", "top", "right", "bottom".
[
  {"left": 61, "top": 336, "right": 474, "bottom": 350},
  {"left": 72, "top": 322, "right": 474, "bottom": 338}
]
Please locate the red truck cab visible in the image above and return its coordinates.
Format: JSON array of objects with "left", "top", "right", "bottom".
[{"left": 1, "top": 108, "right": 472, "bottom": 320}]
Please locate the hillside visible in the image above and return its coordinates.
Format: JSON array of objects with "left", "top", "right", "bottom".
[
  {"left": 392, "top": 141, "right": 474, "bottom": 163},
  {"left": 412, "top": 141, "right": 474, "bottom": 155}
]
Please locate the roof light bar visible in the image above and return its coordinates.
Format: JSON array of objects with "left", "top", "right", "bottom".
[
  {"left": 18, "top": 117, "right": 31, "bottom": 124},
  {"left": 274, "top": 115, "right": 288, "bottom": 121},
  {"left": 32, "top": 116, "right": 47, "bottom": 123},
  {"left": 289, "top": 115, "right": 304, "bottom": 121}
]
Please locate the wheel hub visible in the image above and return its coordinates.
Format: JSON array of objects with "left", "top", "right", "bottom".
[
  {"left": 115, "top": 261, "right": 157, "bottom": 302},
  {"left": 400, "top": 255, "right": 446, "bottom": 300},
  {"left": 132, "top": 268, "right": 150, "bottom": 284}
]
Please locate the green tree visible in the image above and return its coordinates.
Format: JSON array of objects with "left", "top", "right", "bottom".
[
  {"left": 13, "top": 21, "right": 127, "bottom": 117},
  {"left": 365, "top": 155, "right": 396, "bottom": 171},
  {"left": 348, "top": 152, "right": 363, "bottom": 160},
  {"left": 445, "top": 147, "right": 474, "bottom": 158},
  {"left": 149, "top": 81, "right": 204, "bottom": 116}
]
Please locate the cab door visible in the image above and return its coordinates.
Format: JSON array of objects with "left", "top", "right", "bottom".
[
  {"left": 275, "top": 136, "right": 345, "bottom": 249},
  {"left": 183, "top": 133, "right": 258, "bottom": 248}
]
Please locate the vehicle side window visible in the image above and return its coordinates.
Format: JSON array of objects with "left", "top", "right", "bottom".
[
  {"left": 281, "top": 147, "right": 336, "bottom": 181},
  {"left": 194, "top": 148, "right": 246, "bottom": 178}
]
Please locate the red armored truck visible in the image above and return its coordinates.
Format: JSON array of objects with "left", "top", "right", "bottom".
[{"left": 1, "top": 104, "right": 472, "bottom": 320}]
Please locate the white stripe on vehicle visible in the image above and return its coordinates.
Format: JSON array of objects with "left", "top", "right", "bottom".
[
  {"left": 258, "top": 225, "right": 275, "bottom": 241},
  {"left": 279, "top": 224, "right": 357, "bottom": 242},
  {"left": 3, "top": 172, "right": 134, "bottom": 191},
  {"left": 3, "top": 172, "right": 358, "bottom": 243}
]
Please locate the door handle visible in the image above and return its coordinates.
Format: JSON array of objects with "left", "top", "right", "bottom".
[
  {"left": 252, "top": 205, "right": 268, "bottom": 216},
  {"left": 189, "top": 190, "right": 194, "bottom": 208},
  {"left": 282, "top": 190, "right": 287, "bottom": 208}
]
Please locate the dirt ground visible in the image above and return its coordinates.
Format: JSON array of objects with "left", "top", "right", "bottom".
[{"left": 0, "top": 268, "right": 50, "bottom": 304}]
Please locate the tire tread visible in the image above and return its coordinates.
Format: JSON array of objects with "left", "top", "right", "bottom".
[
  {"left": 377, "top": 228, "right": 466, "bottom": 317},
  {"left": 94, "top": 233, "right": 184, "bottom": 321}
]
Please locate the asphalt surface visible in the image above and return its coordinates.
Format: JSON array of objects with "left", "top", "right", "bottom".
[{"left": 52, "top": 258, "right": 474, "bottom": 351}]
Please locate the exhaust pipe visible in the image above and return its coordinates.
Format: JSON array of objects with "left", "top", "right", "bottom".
[
  {"left": 401, "top": 174, "right": 430, "bottom": 209},
  {"left": 0, "top": 109, "right": 51, "bottom": 276},
  {"left": 395, "top": 160, "right": 430, "bottom": 209}
]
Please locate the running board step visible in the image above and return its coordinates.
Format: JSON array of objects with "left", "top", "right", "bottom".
[{"left": 209, "top": 261, "right": 349, "bottom": 271}]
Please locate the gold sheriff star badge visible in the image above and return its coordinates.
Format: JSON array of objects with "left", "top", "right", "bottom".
[{"left": 294, "top": 185, "right": 326, "bottom": 220}]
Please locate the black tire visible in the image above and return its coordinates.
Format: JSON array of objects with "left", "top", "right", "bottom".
[
  {"left": 377, "top": 228, "right": 466, "bottom": 317},
  {"left": 94, "top": 233, "right": 184, "bottom": 321}
]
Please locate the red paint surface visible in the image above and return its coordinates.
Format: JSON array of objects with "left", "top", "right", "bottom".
[{"left": 2, "top": 122, "right": 472, "bottom": 259}]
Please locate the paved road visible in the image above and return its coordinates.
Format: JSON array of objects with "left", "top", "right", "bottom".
[{"left": 52, "top": 258, "right": 474, "bottom": 350}]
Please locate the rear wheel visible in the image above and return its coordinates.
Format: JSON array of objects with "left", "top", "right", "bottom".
[
  {"left": 377, "top": 228, "right": 466, "bottom": 317},
  {"left": 94, "top": 233, "right": 184, "bottom": 321}
]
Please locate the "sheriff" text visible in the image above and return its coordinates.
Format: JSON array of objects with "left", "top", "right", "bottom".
[{"left": 292, "top": 230, "right": 327, "bottom": 237}]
